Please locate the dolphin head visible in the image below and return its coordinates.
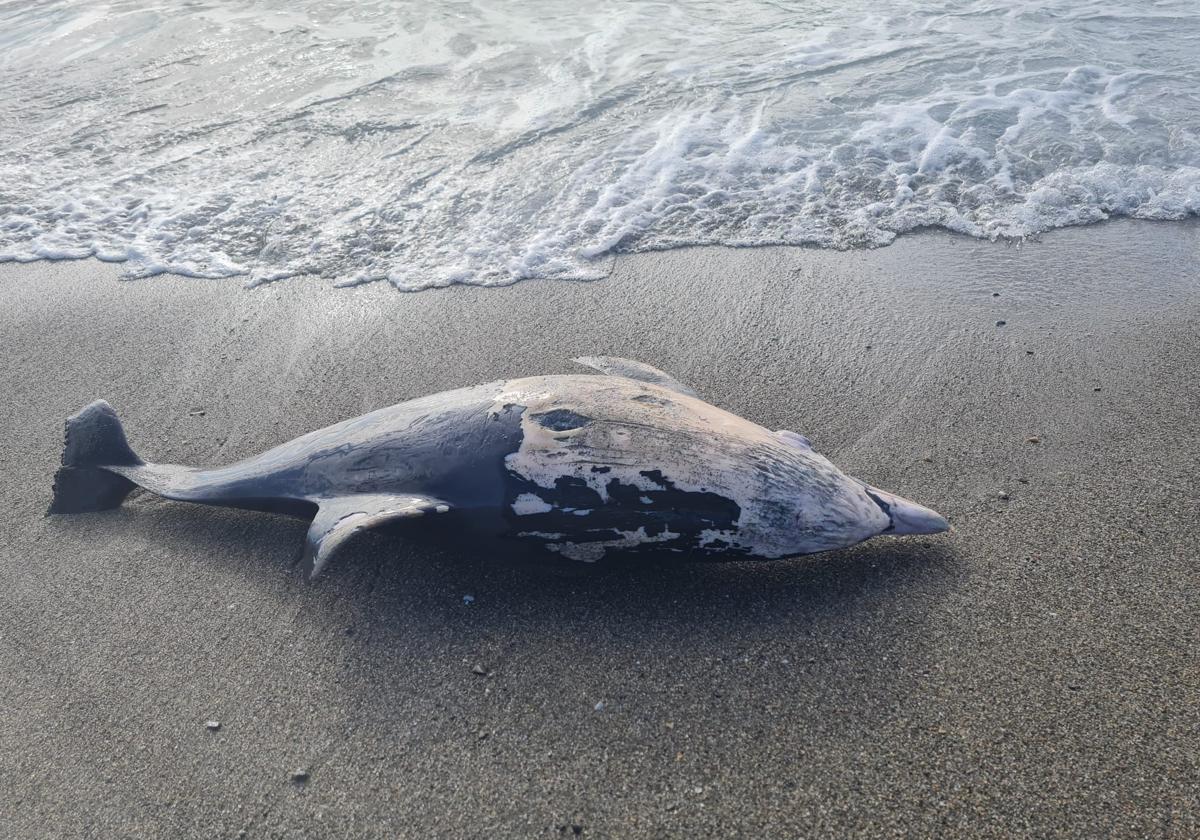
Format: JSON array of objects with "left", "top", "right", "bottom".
[
  {"left": 855, "top": 481, "right": 950, "bottom": 535},
  {"left": 759, "top": 433, "right": 950, "bottom": 554}
]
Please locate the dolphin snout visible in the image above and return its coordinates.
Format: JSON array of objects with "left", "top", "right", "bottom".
[{"left": 857, "top": 482, "right": 950, "bottom": 536}]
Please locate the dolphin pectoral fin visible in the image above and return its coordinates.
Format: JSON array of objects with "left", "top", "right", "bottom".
[
  {"left": 300, "top": 494, "right": 451, "bottom": 581},
  {"left": 571, "top": 356, "right": 699, "bottom": 398}
]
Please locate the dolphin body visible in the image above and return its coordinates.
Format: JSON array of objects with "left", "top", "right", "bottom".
[{"left": 49, "top": 357, "right": 948, "bottom": 579}]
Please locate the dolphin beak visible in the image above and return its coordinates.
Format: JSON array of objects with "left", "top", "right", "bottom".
[{"left": 858, "top": 482, "right": 950, "bottom": 535}]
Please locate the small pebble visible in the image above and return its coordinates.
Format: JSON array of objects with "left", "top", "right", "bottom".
[
  {"left": 995, "top": 320, "right": 1007, "bottom": 327},
  {"left": 1025, "top": 349, "right": 1034, "bottom": 355},
  {"left": 998, "top": 491, "right": 1010, "bottom": 501},
  {"left": 1026, "top": 436, "right": 1041, "bottom": 444},
  {"left": 462, "top": 594, "right": 475, "bottom": 605},
  {"left": 594, "top": 701, "right": 606, "bottom": 712},
  {"left": 291, "top": 769, "right": 309, "bottom": 784},
  {"left": 992, "top": 292, "right": 1000, "bottom": 297},
  {"left": 1093, "top": 387, "right": 1102, "bottom": 392},
  {"left": 471, "top": 663, "right": 488, "bottom": 676},
  {"left": 205, "top": 720, "right": 221, "bottom": 731}
]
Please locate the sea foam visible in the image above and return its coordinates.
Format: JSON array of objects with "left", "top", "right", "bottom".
[{"left": 1, "top": 0, "right": 1197, "bottom": 289}]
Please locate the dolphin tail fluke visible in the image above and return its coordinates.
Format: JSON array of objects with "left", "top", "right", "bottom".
[{"left": 49, "top": 399, "right": 143, "bottom": 514}]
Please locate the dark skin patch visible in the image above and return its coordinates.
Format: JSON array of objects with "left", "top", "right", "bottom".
[
  {"left": 631, "top": 393, "right": 669, "bottom": 406},
  {"left": 531, "top": 409, "right": 593, "bottom": 432},
  {"left": 638, "top": 469, "right": 672, "bottom": 488}
]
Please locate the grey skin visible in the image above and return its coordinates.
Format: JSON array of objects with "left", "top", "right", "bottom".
[{"left": 49, "top": 357, "right": 948, "bottom": 579}]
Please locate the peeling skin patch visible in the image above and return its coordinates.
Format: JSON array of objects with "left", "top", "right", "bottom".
[
  {"left": 501, "top": 472, "right": 744, "bottom": 564},
  {"left": 512, "top": 492, "right": 554, "bottom": 515},
  {"left": 493, "top": 375, "right": 889, "bottom": 562},
  {"left": 549, "top": 526, "right": 682, "bottom": 562},
  {"left": 699, "top": 528, "right": 738, "bottom": 549},
  {"left": 517, "top": 530, "right": 566, "bottom": 540},
  {"left": 505, "top": 471, "right": 742, "bottom": 559}
]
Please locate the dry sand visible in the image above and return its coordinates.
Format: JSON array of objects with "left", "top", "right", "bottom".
[{"left": 1, "top": 219, "right": 1197, "bottom": 838}]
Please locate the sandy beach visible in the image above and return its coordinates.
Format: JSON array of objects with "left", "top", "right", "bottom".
[{"left": 1, "top": 219, "right": 1197, "bottom": 838}]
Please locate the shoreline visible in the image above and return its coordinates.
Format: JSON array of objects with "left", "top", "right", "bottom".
[
  {"left": 4, "top": 214, "right": 1198, "bottom": 293},
  {"left": 1, "top": 218, "right": 1197, "bottom": 838}
]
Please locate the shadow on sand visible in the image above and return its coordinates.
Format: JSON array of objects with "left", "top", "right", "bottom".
[{"left": 57, "top": 496, "right": 962, "bottom": 651}]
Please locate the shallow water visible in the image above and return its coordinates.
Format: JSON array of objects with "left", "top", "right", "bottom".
[{"left": 1, "top": 0, "right": 1197, "bottom": 289}]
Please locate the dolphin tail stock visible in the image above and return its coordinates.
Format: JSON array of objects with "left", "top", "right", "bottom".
[{"left": 48, "top": 397, "right": 195, "bottom": 514}]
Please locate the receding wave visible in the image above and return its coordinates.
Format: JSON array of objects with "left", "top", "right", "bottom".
[{"left": 1, "top": 0, "right": 1198, "bottom": 289}]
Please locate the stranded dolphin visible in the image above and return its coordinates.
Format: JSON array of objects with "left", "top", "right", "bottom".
[{"left": 49, "top": 357, "right": 948, "bottom": 579}]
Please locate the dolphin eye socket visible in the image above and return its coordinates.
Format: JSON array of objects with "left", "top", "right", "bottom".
[{"left": 532, "top": 409, "right": 593, "bottom": 431}]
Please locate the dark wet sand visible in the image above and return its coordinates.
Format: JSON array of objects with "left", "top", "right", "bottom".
[{"left": 1, "top": 220, "right": 1197, "bottom": 838}]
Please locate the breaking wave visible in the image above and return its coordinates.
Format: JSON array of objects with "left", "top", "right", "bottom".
[{"left": 1, "top": 0, "right": 1198, "bottom": 289}]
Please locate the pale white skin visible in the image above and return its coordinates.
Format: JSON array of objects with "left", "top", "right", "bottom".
[{"left": 492, "top": 373, "right": 895, "bottom": 563}]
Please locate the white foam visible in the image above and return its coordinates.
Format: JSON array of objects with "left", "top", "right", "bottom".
[{"left": 0, "top": 0, "right": 1197, "bottom": 289}]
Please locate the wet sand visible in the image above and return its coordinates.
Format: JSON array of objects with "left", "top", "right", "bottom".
[{"left": 1, "top": 219, "right": 1197, "bottom": 838}]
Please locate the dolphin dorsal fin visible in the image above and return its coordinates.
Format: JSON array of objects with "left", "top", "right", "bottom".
[
  {"left": 571, "top": 356, "right": 699, "bottom": 398},
  {"left": 775, "top": 430, "right": 813, "bottom": 450},
  {"left": 300, "top": 493, "right": 450, "bottom": 580}
]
